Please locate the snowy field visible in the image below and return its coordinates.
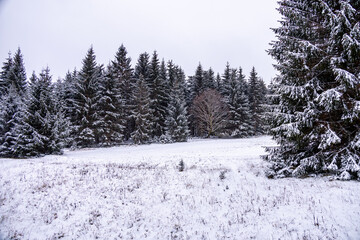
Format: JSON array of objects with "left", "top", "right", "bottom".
[{"left": 0, "top": 136, "right": 359, "bottom": 239}]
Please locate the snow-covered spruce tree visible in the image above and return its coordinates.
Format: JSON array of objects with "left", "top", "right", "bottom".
[
  {"left": 131, "top": 74, "right": 153, "bottom": 144},
  {"left": 220, "top": 62, "right": 231, "bottom": 96},
  {"left": 165, "top": 77, "right": 189, "bottom": 142},
  {"left": 0, "top": 52, "right": 13, "bottom": 98},
  {"left": 203, "top": 67, "right": 216, "bottom": 90},
  {"left": 187, "top": 63, "right": 206, "bottom": 136},
  {"left": 109, "top": 44, "right": 134, "bottom": 141},
  {"left": 149, "top": 52, "right": 169, "bottom": 138},
  {"left": 215, "top": 73, "right": 222, "bottom": 92},
  {"left": 94, "top": 65, "right": 125, "bottom": 146},
  {"left": 15, "top": 68, "right": 66, "bottom": 157},
  {"left": 191, "top": 63, "right": 205, "bottom": 98},
  {"left": 53, "top": 79, "right": 72, "bottom": 149},
  {"left": 248, "top": 67, "right": 267, "bottom": 136},
  {"left": 57, "top": 70, "right": 77, "bottom": 146},
  {"left": 265, "top": 79, "right": 281, "bottom": 134},
  {"left": 219, "top": 64, "right": 252, "bottom": 137},
  {"left": 229, "top": 68, "right": 252, "bottom": 137},
  {"left": 267, "top": 0, "right": 360, "bottom": 179},
  {"left": 0, "top": 85, "right": 25, "bottom": 157},
  {"left": 134, "top": 52, "right": 151, "bottom": 87},
  {"left": 167, "top": 60, "right": 177, "bottom": 88},
  {"left": 8, "top": 48, "right": 27, "bottom": 96},
  {"left": 73, "top": 46, "right": 101, "bottom": 147},
  {"left": 62, "top": 70, "right": 77, "bottom": 122}
]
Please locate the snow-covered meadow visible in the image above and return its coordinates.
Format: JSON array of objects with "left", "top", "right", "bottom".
[{"left": 0, "top": 136, "right": 359, "bottom": 239}]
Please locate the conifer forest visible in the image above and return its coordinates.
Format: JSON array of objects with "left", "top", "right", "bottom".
[{"left": 0, "top": 46, "right": 269, "bottom": 155}]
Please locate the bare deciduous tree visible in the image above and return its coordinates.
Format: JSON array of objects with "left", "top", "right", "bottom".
[{"left": 191, "top": 89, "right": 228, "bottom": 137}]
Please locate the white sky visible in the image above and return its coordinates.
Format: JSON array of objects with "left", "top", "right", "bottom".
[{"left": 0, "top": 0, "right": 280, "bottom": 83}]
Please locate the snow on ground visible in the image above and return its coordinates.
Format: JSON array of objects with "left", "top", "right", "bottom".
[{"left": 0, "top": 136, "right": 359, "bottom": 239}]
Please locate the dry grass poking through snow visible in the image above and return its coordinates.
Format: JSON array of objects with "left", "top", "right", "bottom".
[{"left": 0, "top": 136, "right": 359, "bottom": 239}]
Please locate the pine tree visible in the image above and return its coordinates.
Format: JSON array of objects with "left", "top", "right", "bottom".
[
  {"left": 73, "top": 46, "right": 101, "bottom": 147},
  {"left": 165, "top": 78, "right": 189, "bottom": 142},
  {"left": 248, "top": 67, "right": 267, "bottom": 136},
  {"left": 131, "top": 75, "right": 153, "bottom": 144},
  {"left": 110, "top": 44, "right": 134, "bottom": 141},
  {"left": 267, "top": 0, "right": 360, "bottom": 179},
  {"left": 0, "top": 52, "right": 13, "bottom": 97},
  {"left": 8, "top": 48, "right": 27, "bottom": 96}
]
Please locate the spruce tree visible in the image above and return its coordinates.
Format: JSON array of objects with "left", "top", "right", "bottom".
[
  {"left": 192, "top": 63, "right": 205, "bottom": 97},
  {"left": 187, "top": 63, "right": 205, "bottom": 136},
  {"left": 110, "top": 44, "right": 134, "bottom": 140},
  {"left": 264, "top": 80, "right": 280, "bottom": 134},
  {"left": 0, "top": 52, "right": 13, "bottom": 97},
  {"left": 62, "top": 70, "right": 78, "bottom": 121},
  {"left": 149, "top": 52, "right": 168, "bottom": 137},
  {"left": 73, "top": 47, "right": 101, "bottom": 147},
  {"left": 165, "top": 78, "right": 189, "bottom": 142},
  {"left": 0, "top": 85, "right": 25, "bottom": 157},
  {"left": 220, "top": 62, "right": 231, "bottom": 96},
  {"left": 53, "top": 78, "right": 72, "bottom": 149},
  {"left": 8, "top": 48, "right": 27, "bottom": 96},
  {"left": 53, "top": 70, "right": 78, "bottom": 147},
  {"left": 267, "top": 0, "right": 360, "bottom": 179},
  {"left": 131, "top": 75, "right": 153, "bottom": 144},
  {"left": 15, "top": 68, "right": 65, "bottom": 156},
  {"left": 248, "top": 67, "right": 267, "bottom": 136},
  {"left": 228, "top": 68, "right": 251, "bottom": 137},
  {"left": 215, "top": 73, "right": 222, "bottom": 92},
  {"left": 95, "top": 65, "right": 125, "bottom": 146},
  {"left": 203, "top": 67, "right": 216, "bottom": 90},
  {"left": 134, "top": 52, "right": 151, "bottom": 86},
  {"left": 167, "top": 60, "right": 177, "bottom": 88}
]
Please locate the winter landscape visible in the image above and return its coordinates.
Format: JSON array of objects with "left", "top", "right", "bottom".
[
  {"left": 1, "top": 136, "right": 359, "bottom": 239},
  {"left": 1, "top": 0, "right": 360, "bottom": 239}
]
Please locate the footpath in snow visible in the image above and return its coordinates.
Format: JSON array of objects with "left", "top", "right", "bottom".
[{"left": 0, "top": 136, "right": 359, "bottom": 239}]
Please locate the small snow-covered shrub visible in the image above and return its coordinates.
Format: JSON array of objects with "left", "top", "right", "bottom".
[
  {"left": 339, "top": 171, "right": 351, "bottom": 181},
  {"left": 178, "top": 159, "right": 185, "bottom": 172},
  {"left": 219, "top": 170, "right": 227, "bottom": 180},
  {"left": 158, "top": 134, "right": 173, "bottom": 144}
]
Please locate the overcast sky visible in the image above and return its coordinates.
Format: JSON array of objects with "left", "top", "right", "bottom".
[{"left": 0, "top": 0, "right": 280, "bottom": 83}]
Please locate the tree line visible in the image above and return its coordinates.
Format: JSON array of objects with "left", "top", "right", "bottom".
[{"left": 0, "top": 45, "right": 268, "bottom": 158}]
